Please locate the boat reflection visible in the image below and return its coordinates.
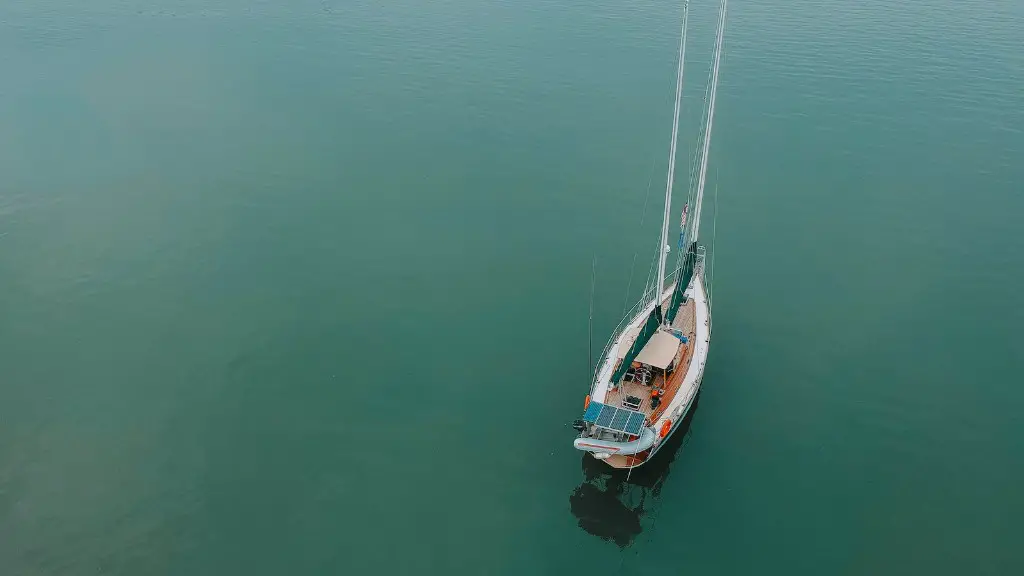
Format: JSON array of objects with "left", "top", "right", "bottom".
[{"left": 567, "top": 393, "right": 701, "bottom": 547}]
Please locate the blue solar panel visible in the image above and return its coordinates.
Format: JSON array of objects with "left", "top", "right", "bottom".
[
  {"left": 625, "top": 412, "right": 646, "bottom": 435},
  {"left": 582, "top": 402, "right": 604, "bottom": 423},
  {"left": 581, "top": 401, "right": 647, "bottom": 435},
  {"left": 610, "top": 409, "right": 630, "bottom": 431},
  {"left": 595, "top": 406, "right": 616, "bottom": 427}
]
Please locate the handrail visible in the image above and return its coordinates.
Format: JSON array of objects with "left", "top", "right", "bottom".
[
  {"left": 592, "top": 252, "right": 708, "bottom": 387},
  {"left": 590, "top": 263, "right": 688, "bottom": 386}
]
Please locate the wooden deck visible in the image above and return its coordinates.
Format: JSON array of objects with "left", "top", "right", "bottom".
[{"left": 604, "top": 295, "right": 698, "bottom": 425}]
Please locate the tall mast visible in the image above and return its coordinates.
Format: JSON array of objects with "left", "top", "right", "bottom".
[
  {"left": 656, "top": 0, "right": 691, "bottom": 302},
  {"left": 690, "top": 0, "right": 727, "bottom": 243}
]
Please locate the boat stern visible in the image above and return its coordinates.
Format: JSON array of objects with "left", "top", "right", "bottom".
[{"left": 572, "top": 401, "right": 655, "bottom": 460}]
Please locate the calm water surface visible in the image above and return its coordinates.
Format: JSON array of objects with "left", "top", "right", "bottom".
[{"left": 2, "top": 0, "right": 1023, "bottom": 574}]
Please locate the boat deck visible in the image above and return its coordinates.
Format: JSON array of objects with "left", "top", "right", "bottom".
[
  {"left": 604, "top": 453, "right": 647, "bottom": 468},
  {"left": 604, "top": 295, "right": 698, "bottom": 425}
]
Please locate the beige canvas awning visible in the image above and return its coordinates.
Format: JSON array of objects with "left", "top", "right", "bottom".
[{"left": 634, "top": 331, "right": 680, "bottom": 369}]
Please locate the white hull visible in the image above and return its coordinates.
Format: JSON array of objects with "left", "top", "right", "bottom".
[
  {"left": 572, "top": 0, "right": 726, "bottom": 471},
  {"left": 576, "top": 265, "right": 711, "bottom": 469}
]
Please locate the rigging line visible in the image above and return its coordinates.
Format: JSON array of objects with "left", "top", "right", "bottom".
[
  {"left": 655, "top": 0, "right": 690, "bottom": 309},
  {"left": 682, "top": 0, "right": 723, "bottom": 252},
  {"left": 621, "top": 155, "right": 659, "bottom": 315},
  {"left": 642, "top": 238, "right": 660, "bottom": 308},
  {"left": 682, "top": 23, "right": 718, "bottom": 251},
  {"left": 686, "top": 48, "right": 715, "bottom": 201},
  {"left": 673, "top": 6, "right": 717, "bottom": 280},
  {"left": 687, "top": 72, "right": 712, "bottom": 200},
  {"left": 709, "top": 34, "right": 727, "bottom": 312},
  {"left": 589, "top": 256, "right": 597, "bottom": 380},
  {"left": 690, "top": 0, "right": 727, "bottom": 243},
  {"left": 710, "top": 168, "right": 719, "bottom": 312},
  {"left": 621, "top": 254, "right": 639, "bottom": 316}
]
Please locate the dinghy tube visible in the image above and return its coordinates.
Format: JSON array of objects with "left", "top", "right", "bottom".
[{"left": 573, "top": 427, "right": 657, "bottom": 456}]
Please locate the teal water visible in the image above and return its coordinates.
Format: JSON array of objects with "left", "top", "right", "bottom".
[{"left": 2, "top": 0, "right": 1023, "bottom": 573}]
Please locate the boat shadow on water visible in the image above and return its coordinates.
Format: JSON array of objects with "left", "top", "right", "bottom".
[{"left": 567, "top": 393, "right": 701, "bottom": 548}]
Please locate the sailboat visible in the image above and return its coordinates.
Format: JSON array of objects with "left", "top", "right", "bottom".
[{"left": 572, "top": 0, "right": 726, "bottom": 469}]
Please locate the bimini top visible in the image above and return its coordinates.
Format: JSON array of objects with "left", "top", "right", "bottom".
[
  {"left": 582, "top": 402, "right": 646, "bottom": 436},
  {"left": 634, "top": 330, "right": 680, "bottom": 369}
]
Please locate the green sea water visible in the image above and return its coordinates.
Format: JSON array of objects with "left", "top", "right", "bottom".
[{"left": 2, "top": 0, "right": 1023, "bottom": 574}]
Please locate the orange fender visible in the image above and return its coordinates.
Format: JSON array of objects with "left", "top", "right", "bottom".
[
  {"left": 584, "top": 395, "right": 591, "bottom": 410},
  {"left": 659, "top": 419, "right": 672, "bottom": 438}
]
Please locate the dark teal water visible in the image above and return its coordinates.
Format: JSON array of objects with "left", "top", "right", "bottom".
[{"left": 2, "top": 1, "right": 1023, "bottom": 574}]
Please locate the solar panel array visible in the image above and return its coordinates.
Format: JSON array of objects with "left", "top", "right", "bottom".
[{"left": 581, "top": 402, "right": 646, "bottom": 435}]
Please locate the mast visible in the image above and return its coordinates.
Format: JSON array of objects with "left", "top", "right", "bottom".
[
  {"left": 690, "top": 0, "right": 727, "bottom": 243},
  {"left": 655, "top": 0, "right": 690, "bottom": 303}
]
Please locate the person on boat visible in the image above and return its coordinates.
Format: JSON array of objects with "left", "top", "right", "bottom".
[{"left": 650, "top": 386, "right": 662, "bottom": 409}]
